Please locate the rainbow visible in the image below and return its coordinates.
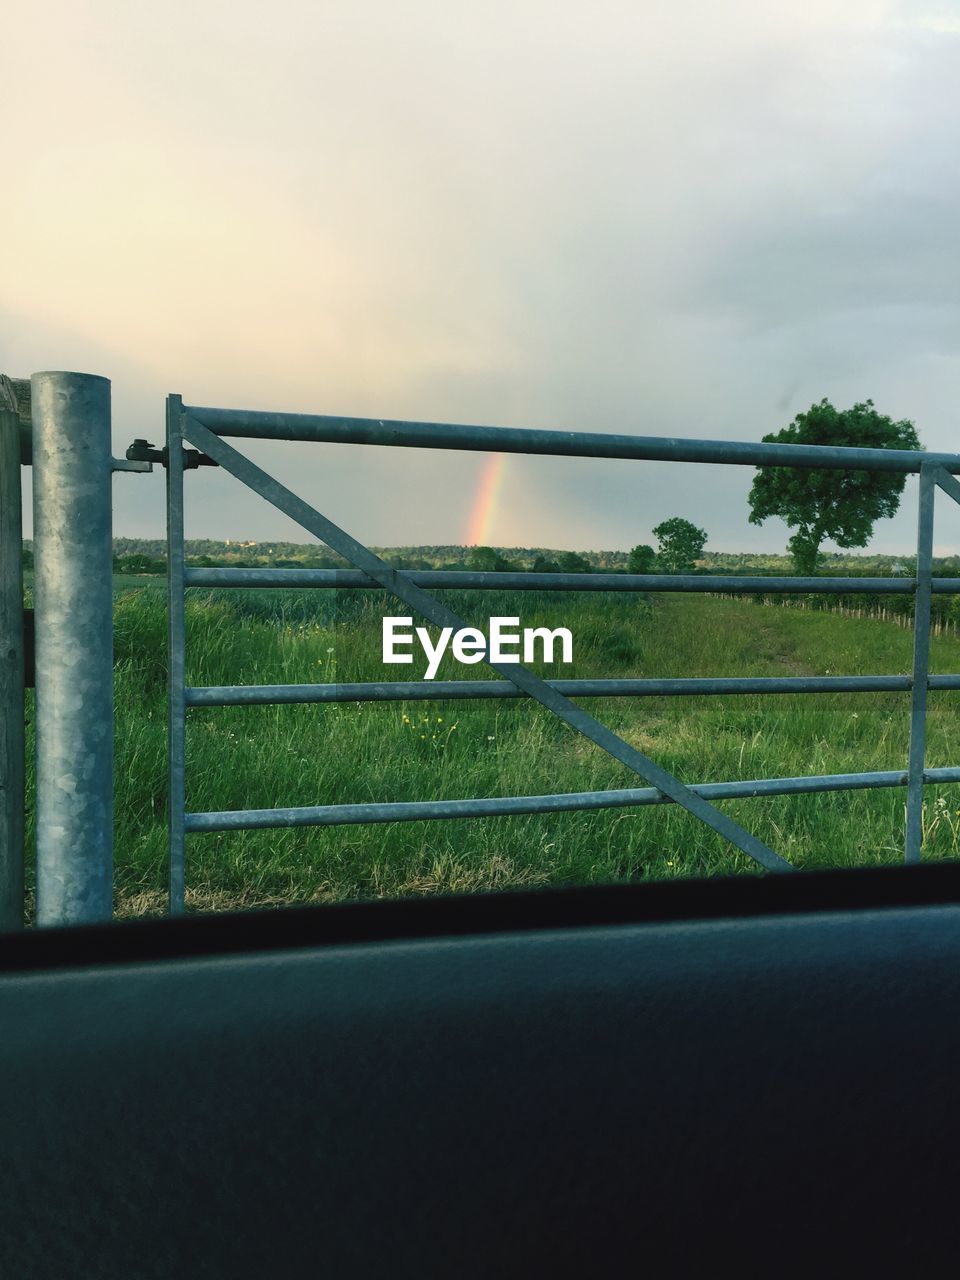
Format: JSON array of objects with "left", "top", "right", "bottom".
[{"left": 465, "top": 453, "right": 507, "bottom": 547}]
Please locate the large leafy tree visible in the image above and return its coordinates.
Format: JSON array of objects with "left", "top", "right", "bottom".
[
  {"left": 652, "top": 518, "right": 707, "bottom": 573},
  {"left": 748, "top": 399, "right": 922, "bottom": 575}
]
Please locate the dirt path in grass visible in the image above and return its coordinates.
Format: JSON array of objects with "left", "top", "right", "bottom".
[{"left": 653, "top": 596, "right": 817, "bottom": 679}]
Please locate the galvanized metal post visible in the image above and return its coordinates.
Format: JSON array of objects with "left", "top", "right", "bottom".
[
  {"left": 32, "top": 372, "right": 114, "bottom": 925},
  {"left": 0, "top": 408, "right": 24, "bottom": 930},
  {"left": 166, "top": 395, "right": 187, "bottom": 914},
  {"left": 905, "top": 464, "right": 935, "bottom": 864}
]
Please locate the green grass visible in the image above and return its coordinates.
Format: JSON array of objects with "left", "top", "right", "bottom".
[{"left": 22, "top": 583, "right": 960, "bottom": 918}]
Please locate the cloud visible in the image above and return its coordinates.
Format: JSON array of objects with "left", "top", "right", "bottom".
[{"left": 4, "top": 1, "right": 959, "bottom": 553}]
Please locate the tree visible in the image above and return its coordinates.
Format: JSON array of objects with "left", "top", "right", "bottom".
[
  {"left": 469, "top": 546, "right": 499, "bottom": 572},
  {"left": 627, "top": 544, "right": 656, "bottom": 574},
  {"left": 470, "top": 546, "right": 517, "bottom": 572},
  {"left": 652, "top": 518, "right": 707, "bottom": 573},
  {"left": 747, "top": 399, "right": 922, "bottom": 575},
  {"left": 558, "top": 551, "right": 591, "bottom": 574}
]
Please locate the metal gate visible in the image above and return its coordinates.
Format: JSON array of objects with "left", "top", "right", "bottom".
[{"left": 165, "top": 396, "right": 960, "bottom": 914}]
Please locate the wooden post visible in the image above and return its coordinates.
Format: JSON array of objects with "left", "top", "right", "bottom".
[{"left": 0, "top": 406, "right": 24, "bottom": 930}]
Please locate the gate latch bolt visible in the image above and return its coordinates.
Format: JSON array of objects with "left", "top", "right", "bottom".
[{"left": 125, "top": 439, "right": 218, "bottom": 470}]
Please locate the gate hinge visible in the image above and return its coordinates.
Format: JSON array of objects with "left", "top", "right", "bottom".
[{"left": 124, "top": 440, "right": 219, "bottom": 470}]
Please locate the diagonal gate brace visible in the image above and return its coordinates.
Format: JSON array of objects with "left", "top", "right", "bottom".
[
  {"left": 181, "top": 415, "right": 794, "bottom": 872},
  {"left": 931, "top": 465, "right": 960, "bottom": 509}
]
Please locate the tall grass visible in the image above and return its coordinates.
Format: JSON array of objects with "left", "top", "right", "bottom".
[{"left": 23, "top": 584, "right": 960, "bottom": 917}]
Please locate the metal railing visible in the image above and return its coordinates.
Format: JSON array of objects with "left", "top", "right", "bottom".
[{"left": 165, "top": 397, "right": 960, "bottom": 912}]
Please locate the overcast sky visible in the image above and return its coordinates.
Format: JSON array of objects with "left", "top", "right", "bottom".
[{"left": 4, "top": 1, "right": 960, "bottom": 554}]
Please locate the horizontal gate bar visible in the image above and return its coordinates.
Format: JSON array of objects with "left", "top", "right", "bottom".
[
  {"left": 184, "top": 567, "right": 922, "bottom": 594},
  {"left": 185, "top": 765, "right": 960, "bottom": 833},
  {"left": 186, "top": 404, "right": 960, "bottom": 474},
  {"left": 186, "top": 675, "right": 920, "bottom": 707}
]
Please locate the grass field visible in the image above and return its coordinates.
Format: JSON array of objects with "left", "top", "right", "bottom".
[{"left": 22, "top": 578, "right": 960, "bottom": 917}]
